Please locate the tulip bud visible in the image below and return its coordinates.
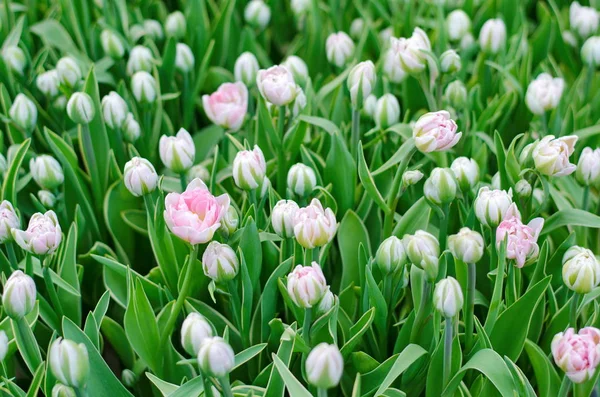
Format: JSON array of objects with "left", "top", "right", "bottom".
[
  {"left": 433, "top": 277, "right": 464, "bottom": 318},
  {"left": 234, "top": 52, "right": 260, "bottom": 87},
  {"left": 291, "top": 0, "right": 310, "bottom": 16},
  {"left": 444, "top": 80, "right": 468, "bottom": 108},
  {"left": 197, "top": 337, "right": 235, "bottom": 377},
  {"left": 121, "top": 369, "right": 137, "bottom": 388},
  {"left": 515, "top": 179, "right": 532, "bottom": 197},
  {"left": 52, "top": 385, "right": 76, "bottom": 397},
  {"left": 282, "top": 55, "right": 309, "bottom": 85},
  {"left": 232, "top": 145, "right": 267, "bottom": 190},
  {"left": 451, "top": 157, "right": 479, "bottom": 192},
  {"left": 305, "top": 343, "right": 344, "bottom": 389},
  {"left": 525, "top": 73, "right": 565, "bottom": 115},
  {"left": 291, "top": 88, "right": 307, "bottom": 118},
  {"left": 473, "top": 187, "right": 513, "bottom": 227},
  {"left": 2, "top": 270, "right": 36, "bottom": 319},
  {"left": 36, "top": 70, "right": 60, "bottom": 97},
  {"left": 143, "top": 19, "right": 164, "bottom": 40},
  {"left": 424, "top": 167, "right": 457, "bottom": 205},
  {"left": 562, "top": 246, "right": 600, "bottom": 294},
  {"left": 479, "top": 19, "right": 506, "bottom": 54},
  {"left": 376, "top": 236, "right": 407, "bottom": 274},
  {"left": 293, "top": 198, "right": 338, "bottom": 248},
  {"left": 202, "top": 82, "right": 248, "bottom": 132},
  {"left": 364, "top": 95, "right": 377, "bottom": 119},
  {"left": 460, "top": 33, "right": 475, "bottom": 50},
  {"left": 165, "top": 11, "right": 186, "bottom": 39},
  {"left": 532, "top": 135, "right": 577, "bottom": 177},
  {"left": 100, "top": 29, "right": 125, "bottom": 59},
  {"left": 257, "top": 66, "right": 298, "bottom": 106},
  {"left": 30, "top": 155, "right": 64, "bottom": 190},
  {"left": 272, "top": 200, "right": 299, "bottom": 238},
  {"left": 383, "top": 41, "right": 408, "bottom": 84},
  {"left": 220, "top": 205, "right": 239, "bottom": 237},
  {"left": 202, "top": 241, "right": 239, "bottom": 282},
  {"left": 131, "top": 71, "right": 157, "bottom": 104},
  {"left": 403, "top": 230, "right": 440, "bottom": 281},
  {"left": 126, "top": 46, "right": 154, "bottom": 75},
  {"left": 374, "top": 94, "right": 400, "bottom": 128},
  {"left": 350, "top": 18, "right": 365, "bottom": 39},
  {"left": 187, "top": 164, "right": 210, "bottom": 183},
  {"left": 446, "top": 10, "right": 471, "bottom": 42},
  {"left": 129, "top": 24, "right": 145, "bottom": 42},
  {"left": 260, "top": 176, "right": 271, "bottom": 198},
  {"left": 326, "top": 32, "right": 355, "bottom": 67},
  {"left": 577, "top": 147, "right": 600, "bottom": 187},
  {"left": 413, "top": 110, "right": 462, "bottom": 153},
  {"left": 123, "top": 157, "right": 158, "bottom": 197},
  {"left": 394, "top": 27, "right": 431, "bottom": 74},
  {"left": 347, "top": 60, "right": 377, "bottom": 109},
  {"left": 181, "top": 312, "right": 213, "bottom": 356},
  {"left": 245, "top": 0, "right": 271, "bottom": 30},
  {"left": 287, "top": 262, "right": 328, "bottom": 308},
  {"left": 67, "top": 92, "right": 95, "bottom": 124},
  {"left": 53, "top": 96, "right": 67, "bottom": 111},
  {"left": 403, "top": 170, "right": 424, "bottom": 187},
  {"left": 175, "top": 43, "right": 195, "bottom": 73},
  {"left": 101, "top": 92, "right": 128, "bottom": 130},
  {"left": 159, "top": 128, "right": 195, "bottom": 173},
  {"left": 2, "top": 46, "right": 26, "bottom": 75},
  {"left": 379, "top": 27, "right": 394, "bottom": 45},
  {"left": 0, "top": 331, "right": 7, "bottom": 362},
  {"left": 123, "top": 113, "right": 141, "bottom": 142},
  {"left": 9, "top": 94, "right": 37, "bottom": 133},
  {"left": 49, "top": 338, "right": 90, "bottom": 388},
  {"left": 448, "top": 228, "right": 484, "bottom": 264},
  {"left": 570, "top": 2, "right": 599, "bottom": 39},
  {"left": 56, "top": 57, "right": 82, "bottom": 88},
  {"left": 316, "top": 287, "right": 335, "bottom": 315},
  {"left": 38, "top": 190, "right": 56, "bottom": 208},
  {"left": 582, "top": 36, "right": 600, "bottom": 67},
  {"left": 287, "top": 163, "right": 317, "bottom": 196},
  {"left": 0, "top": 201, "right": 19, "bottom": 243},
  {"left": 440, "top": 50, "right": 461, "bottom": 73}
]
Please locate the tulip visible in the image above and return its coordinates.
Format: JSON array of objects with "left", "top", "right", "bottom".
[
  {"left": 350, "top": 18, "right": 364, "bottom": 39},
  {"left": 460, "top": 33, "right": 475, "bottom": 49},
  {"left": 143, "top": 19, "right": 164, "bottom": 40},
  {"left": 100, "top": 29, "right": 125, "bottom": 58},
  {"left": 131, "top": 71, "right": 157, "bottom": 104},
  {"left": 272, "top": 200, "right": 300, "bottom": 238},
  {"left": 402, "top": 170, "right": 424, "bottom": 187},
  {"left": 197, "top": 337, "right": 235, "bottom": 378},
  {"left": 187, "top": 164, "right": 210, "bottom": 183},
  {"left": 67, "top": 92, "right": 95, "bottom": 124},
  {"left": 287, "top": 163, "right": 317, "bottom": 197},
  {"left": 202, "top": 82, "right": 248, "bottom": 132},
  {"left": 525, "top": 73, "right": 565, "bottom": 115},
  {"left": 165, "top": 11, "right": 186, "bottom": 39},
  {"left": 570, "top": 2, "right": 599, "bottom": 39},
  {"left": 234, "top": 52, "right": 260, "bottom": 87},
  {"left": 257, "top": 65, "right": 298, "bottom": 106},
  {"left": 347, "top": 60, "right": 377, "bottom": 108},
  {"left": 219, "top": 205, "right": 239, "bottom": 237},
  {"left": 305, "top": 343, "right": 344, "bottom": 389},
  {"left": 202, "top": 241, "right": 239, "bottom": 282},
  {"left": 38, "top": 190, "right": 56, "bottom": 208},
  {"left": 30, "top": 155, "right": 64, "bottom": 190},
  {"left": 433, "top": 277, "right": 464, "bottom": 318},
  {"left": 36, "top": 70, "right": 60, "bottom": 97},
  {"left": 52, "top": 385, "right": 76, "bottom": 397},
  {"left": 393, "top": 27, "right": 431, "bottom": 74},
  {"left": 291, "top": 0, "right": 310, "bottom": 16},
  {"left": 326, "top": 32, "right": 355, "bottom": 67},
  {"left": 159, "top": 128, "right": 195, "bottom": 173},
  {"left": 413, "top": 110, "right": 462, "bottom": 153},
  {"left": 473, "top": 187, "right": 513, "bottom": 228},
  {"left": 126, "top": 46, "right": 154, "bottom": 75},
  {"left": 0, "top": 201, "right": 19, "bottom": 243},
  {"left": 423, "top": 168, "right": 457, "bottom": 205},
  {"left": 293, "top": 198, "right": 338, "bottom": 249},
  {"left": 49, "top": 338, "right": 90, "bottom": 388},
  {"left": 232, "top": 145, "right": 267, "bottom": 190},
  {"left": 515, "top": 179, "right": 532, "bottom": 197},
  {"left": 479, "top": 18, "right": 506, "bottom": 54},
  {"left": 2, "top": 46, "right": 26, "bottom": 75},
  {"left": 123, "top": 113, "right": 141, "bottom": 142},
  {"left": 123, "top": 157, "right": 158, "bottom": 197},
  {"left": 9, "top": 94, "right": 37, "bottom": 133},
  {"left": 496, "top": 204, "right": 544, "bottom": 268},
  {"left": 363, "top": 95, "right": 377, "bottom": 118},
  {"left": 244, "top": 0, "right": 271, "bottom": 30},
  {"left": 403, "top": 230, "right": 440, "bottom": 281},
  {"left": 286, "top": 262, "right": 328, "bottom": 308},
  {"left": 282, "top": 55, "right": 309, "bottom": 85},
  {"left": 164, "top": 178, "right": 230, "bottom": 245},
  {"left": 175, "top": 43, "right": 195, "bottom": 73},
  {"left": 562, "top": 246, "right": 600, "bottom": 294},
  {"left": 376, "top": 236, "right": 406, "bottom": 274},
  {"left": 121, "top": 370, "right": 137, "bottom": 388},
  {"left": 444, "top": 80, "right": 468, "bottom": 108},
  {"left": 291, "top": 88, "right": 307, "bottom": 117},
  {"left": 440, "top": 49, "right": 461, "bottom": 73},
  {"left": 56, "top": 57, "right": 82, "bottom": 88},
  {"left": 577, "top": 147, "right": 600, "bottom": 187},
  {"left": 181, "top": 312, "right": 213, "bottom": 356},
  {"left": 2, "top": 270, "right": 36, "bottom": 319},
  {"left": 316, "top": 287, "right": 335, "bottom": 315},
  {"left": 382, "top": 40, "right": 408, "bottom": 83},
  {"left": 552, "top": 328, "right": 600, "bottom": 383},
  {"left": 448, "top": 228, "right": 484, "bottom": 264},
  {"left": 451, "top": 157, "right": 480, "bottom": 191},
  {"left": 532, "top": 135, "right": 577, "bottom": 177},
  {"left": 13, "top": 210, "right": 62, "bottom": 255},
  {"left": 446, "top": 10, "right": 472, "bottom": 42},
  {"left": 374, "top": 94, "right": 400, "bottom": 128},
  {"left": 101, "top": 92, "right": 128, "bottom": 130},
  {"left": 582, "top": 36, "right": 600, "bottom": 67}
]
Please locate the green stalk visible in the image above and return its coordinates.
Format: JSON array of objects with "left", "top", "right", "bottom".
[
  {"left": 351, "top": 108, "right": 360, "bottom": 160},
  {"left": 219, "top": 377, "right": 234, "bottom": 397},
  {"left": 302, "top": 308, "right": 312, "bottom": 347},
  {"left": 465, "top": 263, "right": 476, "bottom": 352},
  {"left": 541, "top": 112, "right": 548, "bottom": 135},
  {"left": 438, "top": 203, "right": 450, "bottom": 252},
  {"left": 443, "top": 317, "right": 453, "bottom": 388},
  {"left": 570, "top": 292, "right": 580, "bottom": 329},
  {"left": 506, "top": 263, "right": 516, "bottom": 307},
  {"left": 43, "top": 265, "right": 64, "bottom": 319},
  {"left": 277, "top": 106, "right": 287, "bottom": 196},
  {"left": 410, "top": 279, "right": 431, "bottom": 344},
  {"left": 557, "top": 375, "right": 571, "bottom": 397},
  {"left": 484, "top": 240, "right": 506, "bottom": 332},
  {"left": 201, "top": 372, "right": 215, "bottom": 397},
  {"left": 227, "top": 280, "right": 245, "bottom": 345},
  {"left": 279, "top": 238, "right": 287, "bottom": 265},
  {"left": 417, "top": 74, "right": 437, "bottom": 111},
  {"left": 318, "top": 388, "right": 328, "bottom": 397},
  {"left": 6, "top": 242, "right": 18, "bottom": 270},
  {"left": 304, "top": 248, "right": 314, "bottom": 267},
  {"left": 112, "top": 127, "right": 127, "bottom": 167},
  {"left": 179, "top": 173, "right": 188, "bottom": 192},
  {"left": 383, "top": 146, "right": 417, "bottom": 238},
  {"left": 582, "top": 185, "right": 590, "bottom": 211}
]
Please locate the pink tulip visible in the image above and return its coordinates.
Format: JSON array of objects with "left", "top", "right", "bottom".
[
  {"left": 552, "top": 327, "right": 600, "bottom": 383},
  {"left": 202, "top": 82, "right": 248, "bottom": 132},
  {"left": 495, "top": 204, "right": 544, "bottom": 268},
  {"left": 413, "top": 110, "right": 462, "bottom": 153},
  {"left": 164, "top": 178, "right": 230, "bottom": 245},
  {"left": 13, "top": 211, "right": 62, "bottom": 255}
]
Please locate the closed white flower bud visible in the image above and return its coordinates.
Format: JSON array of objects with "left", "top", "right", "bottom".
[
  {"left": 187, "top": 164, "right": 210, "bottom": 183},
  {"left": 451, "top": 157, "right": 479, "bottom": 191},
  {"left": 232, "top": 145, "right": 266, "bottom": 190},
  {"left": 444, "top": 80, "right": 468, "bottom": 108},
  {"left": 460, "top": 33, "right": 475, "bottom": 49},
  {"left": 272, "top": 200, "right": 299, "bottom": 238},
  {"left": 291, "top": 0, "right": 310, "bottom": 16},
  {"left": 448, "top": 228, "right": 484, "bottom": 263},
  {"left": 143, "top": 19, "right": 164, "bottom": 40},
  {"left": 479, "top": 18, "right": 506, "bottom": 54},
  {"left": 383, "top": 41, "right": 408, "bottom": 84},
  {"left": 100, "top": 29, "right": 125, "bottom": 58},
  {"left": 9, "top": 94, "right": 37, "bottom": 133},
  {"left": 159, "top": 128, "right": 195, "bottom": 173},
  {"left": 532, "top": 135, "right": 577, "bottom": 177},
  {"left": 364, "top": 95, "right": 377, "bottom": 118},
  {"left": 257, "top": 65, "right": 298, "bottom": 106},
  {"left": 53, "top": 95, "right": 67, "bottom": 111},
  {"left": 220, "top": 205, "right": 239, "bottom": 237},
  {"left": 287, "top": 163, "right": 317, "bottom": 196},
  {"left": 440, "top": 49, "right": 461, "bottom": 73},
  {"left": 582, "top": 36, "right": 600, "bottom": 67},
  {"left": 181, "top": 312, "right": 213, "bottom": 356},
  {"left": 234, "top": 52, "right": 260, "bottom": 86},
  {"left": 563, "top": 30, "right": 578, "bottom": 47},
  {"left": 293, "top": 198, "right": 338, "bottom": 249},
  {"left": 67, "top": 92, "right": 95, "bottom": 124},
  {"left": 101, "top": 92, "right": 128, "bottom": 130},
  {"left": 175, "top": 43, "right": 195, "bottom": 73},
  {"left": 0, "top": 200, "right": 19, "bottom": 243},
  {"left": 403, "top": 170, "right": 424, "bottom": 187},
  {"left": 473, "top": 187, "right": 513, "bottom": 227},
  {"left": 202, "top": 241, "right": 239, "bottom": 282},
  {"left": 515, "top": 179, "right": 532, "bottom": 197},
  {"left": 374, "top": 94, "right": 400, "bottom": 128},
  {"left": 282, "top": 55, "right": 309, "bottom": 85},
  {"left": 562, "top": 246, "right": 600, "bottom": 294},
  {"left": 347, "top": 60, "right": 377, "bottom": 108},
  {"left": 131, "top": 71, "right": 157, "bottom": 104},
  {"left": 433, "top": 277, "right": 464, "bottom": 318},
  {"left": 287, "top": 262, "right": 327, "bottom": 308},
  {"left": 0, "top": 331, "right": 7, "bottom": 362},
  {"left": 245, "top": 0, "right": 271, "bottom": 30},
  {"left": 291, "top": 88, "right": 307, "bottom": 117},
  {"left": 446, "top": 10, "right": 471, "bottom": 42},
  {"left": 36, "top": 70, "right": 60, "bottom": 97},
  {"left": 394, "top": 27, "right": 431, "bottom": 74},
  {"left": 127, "top": 46, "right": 154, "bottom": 75},
  {"left": 56, "top": 57, "right": 82, "bottom": 88},
  {"left": 49, "top": 338, "right": 90, "bottom": 388},
  {"left": 403, "top": 231, "right": 440, "bottom": 281},
  {"left": 350, "top": 18, "right": 364, "bottom": 39},
  {"left": 197, "top": 337, "right": 235, "bottom": 377},
  {"left": 2, "top": 270, "right": 36, "bottom": 319},
  {"left": 165, "top": 11, "right": 186, "bottom": 39},
  {"left": 38, "top": 190, "right": 56, "bottom": 208},
  {"left": 326, "top": 32, "right": 355, "bottom": 67},
  {"left": 129, "top": 24, "right": 146, "bottom": 42},
  {"left": 424, "top": 167, "right": 457, "bottom": 205},
  {"left": 123, "top": 157, "right": 158, "bottom": 197},
  {"left": 121, "top": 369, "right": 137, "bottom": 388},
  {"left": 305, "top": 343, "right": 344, "bottom": 389},
  {"left": 2, "top": 46, "right": 26, "bottom": 74},
  {"left": 525, "top": 73, "right": 565, "bottom": 115},
  {"left": 52, "top": 384, "right": 76, "bottom": 397},
  {"left": 30, "top": 155, "right": 64, "bottom": 190},
  {"left": 316, "top": 287, "right": 335, "bottom": 315},
  {"left": 376, "top": 236, "right": 406, "bottom": 274},
  {"left": 123, "top": 113, "right": 141, "bottom": 142},
  {"left": 570, "top": 2, "right": 599, "bottom": 39},
  {"left": 379, "top": 27, "right": 394, "bottom": 45},
  {"left": 577, "top": 147, "right": 600, "bottom": 186}
]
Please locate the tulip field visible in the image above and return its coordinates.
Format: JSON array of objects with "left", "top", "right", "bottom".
[{"left": 2, "top": 0, "right": 600, "bottom": 396}]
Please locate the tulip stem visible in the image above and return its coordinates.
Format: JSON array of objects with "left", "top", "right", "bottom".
[
  {"left": 443, "top": 316, "right": 453, "bottom": 388},
  {"left": 439, "top": 203, "right": 450, "bottom": 252},
  {"left": 201, "top": 372, "right": 215, "bottom": 397},
  {"left": 465, "top": 263, "right": 476, "bottom": 352},
  {"left": 302, "top": 308, "right": 312, "bottom": 347},
  {"left": 417, "top": 74, "right": 437, "bottom": 111},
  {"left": 541, "top": 112, "right": 548, "bottom": 135},
  {"left": 277, "top": 106, "right": 287, "bottom": 196},
  {"left": 74, "top": 387, "right": 88, "bottom": 397},
  {"left": 43, "top": 265, "right": 64, "bottom": 319},
  {"left": 219, "top": 376, "right": 234, "bottom": 397},
  {"left": 351, "top": 108, "right": 360, "bottom": 160},
  {"left": 227, "top": 280, "right": 245, "bottom": 345},
  {"left": 304, "top": 248, "right": 314, "bottom": 267},
  {"left": 570, "top": 292, "right": 580, "bottom": 329},
  {"left": 484, "top": 240, "right": 506, "bottom": 332},
  {"left": 6, "top": 242, "right": 17, "bottom": 270},
  {"left": 557, "top": 375, "right": 571, "bottom": 397},
  {"left": 383, "top": 145, "right": 417, "bottom": 238},
  {"left": 410, "top": 279, "right": 431, "bottom": 344},
  {"left": 318, "top": 388, "right": 328, "bottom": 397},
  {"left": 179, "top": 173, "right": 187, "bottom": 192}
]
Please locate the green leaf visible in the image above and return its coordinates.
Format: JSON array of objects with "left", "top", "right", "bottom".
[
  {"left": 541, "top": 209, "right": 600, "bottom": 234},
  {"left": 57, "top": 222, "right": 81, "bottom": 326},
  {"left": 233, "top": 343, "right": 267, "bottom": 370},
  {"left": 11, "top": 317, "right": 42, "bottom": 375},
  {"left": 169, "top": 375, "right": 205, "bottom": 397},
  {"left": 271, "top": 354, "right": 312, "bottom": 397},
  {"left": 325, "top": 131, "right": 356, "bottom": 214},
  {"left": 239, "top": 217, "right": 262, "bottom": 287},
  {"left": 29, "top": 19, "right": 81, "bottom": 56},
  {"left": 524, "top": 339, "right": 561, "bottom": 397},
  {"left": 340, "top": 308, "right": 375, "bottom": 358},
  {"left": 338, "top": 210, "right": 371, "bottom": 291},
  {"left": 265, "top": 324, "right": 296, "bottom": 397},
  {"left": 297, "top": 115, "right": 340, "bottom": 135},
  {"left": 101, "top": 317, "right": 135, "bottom": 369},
  {"left": 393, "top": 197, "right": 431, "bottom": 237},
  {"left": 357, "top": 142, "right": 389, "bottom": 214},
  {"left": 25, "top": 361, "right": 45, "bottom": 397},
  {"left": 2, "top": 138, "right": 30, "bottom": 204},
  {"left": 146, "top": 373, "right": 179, "bottom": 396},
  {"left": 372, "top": 139, "right": 415, "bottom": 177}
]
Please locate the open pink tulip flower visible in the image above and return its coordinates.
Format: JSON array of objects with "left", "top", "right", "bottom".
[
  {"left": 202, "top": 82, "right": 248, "bottom": 132},
  {"left": 495, "top": 203, "right": 544, "bottom": 268},
  {"left": 164, "top": 178, "right": 230, "bottom": 245},
  {"left": 413, "top": 110, "right": 462, "bottom": 153},
  {"left": 13, "top": 210, "right": 62, "bottom": 255},
  {"left": 552, "top": 327, "right": 600, "bottom": 384}
]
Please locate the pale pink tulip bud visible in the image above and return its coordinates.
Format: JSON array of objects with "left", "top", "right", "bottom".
[
  {"left": 13, "top": 211, "right": 62, "bottom": 255},
  {"left": 0, "top": 201, "right": 19, "bottom": 243},
  {"left": 126, "top": 46, "right": 154, "bottom": 75},
  {"left": 293, "top": 198, "right": 338, "bottom": 249},
  {"left": 123, "top": 113, "right": 141, "bottom": 142},
  {"left": 350, "top": 18, "right": 364, "bottom": 39},
  {"left": 282, "top": 55, "right": 309, "bottom": 85},
  {"left": 403, "top": 230, "right": 439, "bottom": 281},
  {"left": 451, "top": 157, "right": 479, "bottom": 191},
  {"left": 305, "top": 343, "right": 344, "bottom": 389},
  {"left": 131, "top": 71, "right": 157, "bottom": 104},
  {"left": 286, "top": 262, "right": 327, "bottom": 308},
  {"left": 257, "top": 66, "right": 298, "bottom": 106},
  {"left": 570, "top": 2, "right": 599, "bottom": 39},
  {"left": 181, "top": 313, "right": 213, "bottom": 357},
  {"left": 363, "top": 95, "right": 377, "bottom": 118},
  {"left": 202, "top": 82, "right": 248, "bottom": 132},
  {"left": 562, "top": 246, "right": 600, "bottom": 294},
  {"left": 219, "top": 204, "right": 239, "bottom": 237},
  {"left": 38, "top": 190, "right": 56, "bottom": 208},
  {"left": 159, "top": 128, "right": 195, "bottom": 173},
  {"left": 347, "top": 60, "right": 376, "bottom": 108},
  {"left": 232, "top": 145, "right": 267, "bottom": 190},
  {"left": 326, "top": 32, "right": 355, "bottom": 67},
  {"left": 49, "top": 338, "right": 90, "bottom": 388},
  {"left": 382, "top": 41, "right": 408, "bottom": 83},
  {"left": 402, "top": 170, "right": 424, "bottom": 187},
  {"left": 473, "top": 187, "right": 513, "bottom": 227},
  {"left": 244, "top": 0, "right": 271, "bottom": 30},
  {"left": 101, "top": 91, "right": 128, "bottom": 130},
  {"left": 394, "top": 27, "right": 431, "bottom": 74},
  {"left": 197, "top": 337, "right": 235, "bottom": 377},
  {"left": 2, "top": 270, "right": 36, "bottom": 319},
  {"left": 163, "top": 178, "right": 230, "bottom": 245},
  {"left": 413, "top": 110, "right": 462, "bottom": 153},
  {"left": 234, "top": 52, "right": 259, "bottom": 87},
  {"left": 123, "top": 157, "right": 158, "bottom": 197},
  {"left": 446, "top": 10, "right": 471, "bottom": 42},
  {"left": 479, "top": 19, "right": 506, "bottom": 54},
  {"left": 576, "top": 147, "right": 600, "bottom": 186},
  {"left": 30, "top": 155, "right": 64, "bottom": 190},
  {"left": 552, "top": 328, "right": 600, "bottom": 383},
  {"left": 433, "top": 277, "right": 463, "bottom": 317},
  {"left": 374, "top": 94, "right": 400, "bottom": 128},
  {"left": 202, "top": 241, "right": 239, "bottom": 282},
  {"left": 496, "top": 204, "right": 544, "bottom": 268},
  {"left": 376, "top": 236, "right": 406, "bottom": 274},
  {"left": 532, "top": 135, "right": 577, "bottom": 177},
  {"left": 448, "top": 227, "right": 484, "bottom": 264},
  {"left": 272, "top": 200, "right": 299, "bottom": 238},
  {"left": 424, "top": 167, "right": 457, "bottom": 205},
  {"left": 143, "top": 19, "right": 163, "bottom": 40},
  {"left": 287, "top": 163, "right": 317, "bottom": 197},
  {"left": 525, "top": 73, "right": 564, "bottom": 115}
]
